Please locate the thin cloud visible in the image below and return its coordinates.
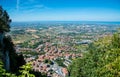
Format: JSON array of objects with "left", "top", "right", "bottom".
[
  {"left": 16, "top": 0, "right": 20, "bottom": 11},
  {"left": 34, "top": 5, "right": 44, "bottom": 8},
  {"left": 18, "top": 0, "right": 51, "bottom": 11},
  {"left": 20, "top": 3, "right": 50, "bottom": 12},
  {"left": 20, "top": 4, "right": 47, "bottom": 11},
  {"left": 34, "top": 4, "right": 50, "bottom": 9}
]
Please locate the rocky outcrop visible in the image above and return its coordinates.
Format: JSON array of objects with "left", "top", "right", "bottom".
[
  {"left": 0, "top": 6, "right": 11, "bottom": 71},
  {"left": 0, "top": 31, "right": 5, "bottom": 50},
  {"left": 5, "top": 50, "right": 10, "bottom": 71},
  {"left": 0, "top": 34, "right": 10, "bottom": 71},
  {"left": 0, "top": 6, "right": 25, "bottom": 73}
]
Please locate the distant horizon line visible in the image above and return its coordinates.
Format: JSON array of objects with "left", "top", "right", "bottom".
[{"left": 12, "top": 20, "right": 120, "bottom": 23}]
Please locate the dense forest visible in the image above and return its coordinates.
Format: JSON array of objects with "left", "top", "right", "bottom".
[{"left": 68, "top": 29, "right": 120, "bottom": 77}]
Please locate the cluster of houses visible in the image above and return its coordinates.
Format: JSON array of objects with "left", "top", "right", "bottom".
[{"left": 22, "top": 42, "right": 82, "bottom": 77}]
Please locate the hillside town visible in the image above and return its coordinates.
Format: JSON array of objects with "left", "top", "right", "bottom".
[{"left": 11, "top": 22, "right": 120, "bottom": 77}]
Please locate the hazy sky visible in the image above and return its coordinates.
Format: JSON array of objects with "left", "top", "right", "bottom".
[{"left": 0, "top": 0, "right": 120, "bottom": 21}]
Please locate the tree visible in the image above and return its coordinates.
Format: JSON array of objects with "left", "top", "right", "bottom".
[
  {"left": 0, "top": 6, "right": 11, "bottom": 32},
  {"left": 112, "top": 33, "right": 120, "bottom": 48},
  {"left": 0, "top": 6, "right": 47, "bottom": 77},
  {"left": 68, "top": 31, "right": 120, "bottom": 77},
  {"left": 0, "top": 6, "right": 26, "bottom": 73},
  {"left": 0, "top": 6, "right": 12, "bottom": 72},
  {"left": 18, "top": 63, "right": 35, "bottom": 77}
]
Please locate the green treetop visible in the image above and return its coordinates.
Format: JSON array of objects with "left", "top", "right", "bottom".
[{"left": 0, "top": 6, "right": 11, "bottom": 32}]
